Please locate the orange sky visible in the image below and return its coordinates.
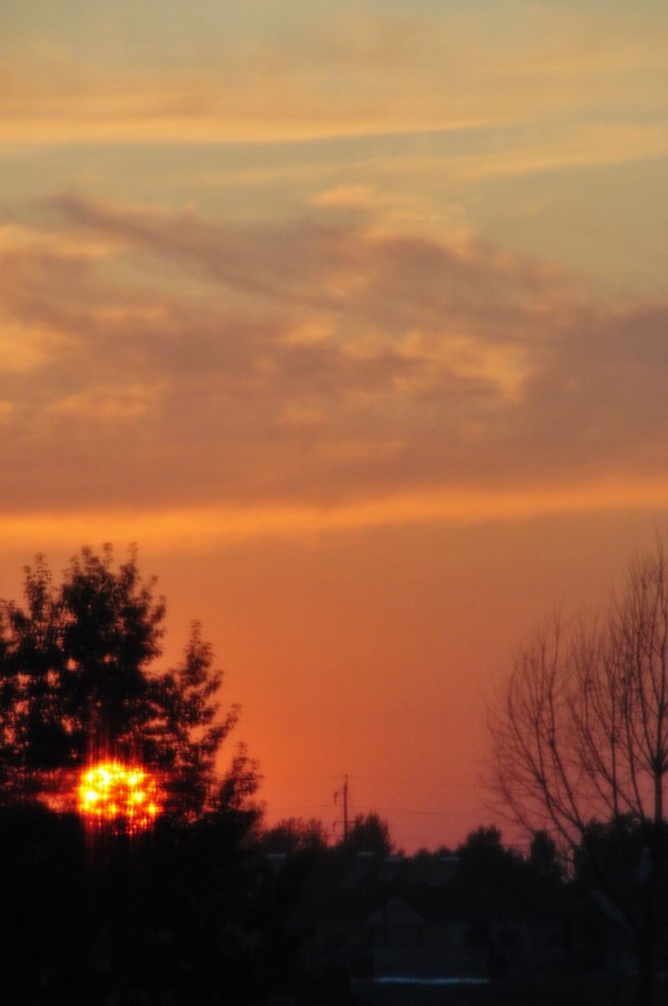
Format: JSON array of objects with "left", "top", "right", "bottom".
[{"left": 1, "top": 0, "right": 667, "bottom": 850}]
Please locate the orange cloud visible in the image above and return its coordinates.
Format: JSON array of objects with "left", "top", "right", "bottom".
[
  {"left": 4, "top": 477, "right": 668, "bottom": 552},
  {"left": 1, "top": 194, "right": 667, "bottom": 527}
]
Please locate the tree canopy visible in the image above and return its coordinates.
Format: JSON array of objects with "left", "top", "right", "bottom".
[
  {"left": 345, "top": 811, "right": 395, "bottom": 857},
  {"left": 0, "top": 545, "right": 242, "bottom": 819},
  {"left": 0, "top": 546, "right": 290, "bottom": 1005}
]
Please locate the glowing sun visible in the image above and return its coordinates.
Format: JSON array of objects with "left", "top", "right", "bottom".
[{"left": 77, "top": 761, "right": 161, "bottom": 831}]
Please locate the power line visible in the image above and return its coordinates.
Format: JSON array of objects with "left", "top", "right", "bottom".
[{"left": 374, "top": 807, "right": 490, "bottom": 819}]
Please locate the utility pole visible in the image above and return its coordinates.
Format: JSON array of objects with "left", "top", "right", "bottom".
[
  {"left": 343, "top": 774, "right": 349, "bottom": 842},
  {"left": 334, "top": 774, "right": 349, "bottom": 843}
]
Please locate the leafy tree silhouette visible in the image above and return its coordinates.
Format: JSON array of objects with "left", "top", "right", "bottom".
[
  {"left": 260, "top": 816, "right": 329, "bottom": 855},
  {"left": 0, "top": 544, "right": 238, "bottom": 817},
  {"left": 0, "top": 545, "right": 278, "bottom": 1006},
  {"left": 345, "top": 812, "right": 395, "bottom": 857}
]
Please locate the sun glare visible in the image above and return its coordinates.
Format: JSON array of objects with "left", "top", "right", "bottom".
[{"left": 77, "top": 761, "right": 162, "bottom": 831}]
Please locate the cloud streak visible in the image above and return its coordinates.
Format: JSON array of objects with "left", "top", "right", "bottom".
[
  {"left": 2, "top": 7, "right": 665, "bottom": 146},
  {"left": 1, "top": 191, "right": 667, "bottom": 536}
]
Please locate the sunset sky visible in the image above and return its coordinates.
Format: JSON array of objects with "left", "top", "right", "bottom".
[{"left": 2, "top": 0, "right": 668, "bottom": 850}]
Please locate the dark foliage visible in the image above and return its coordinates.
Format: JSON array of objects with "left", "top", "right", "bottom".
[
  {"left": 259, "top": 815, "right": 329, "bottom": 856},
  {"left": 345, "top": 812, "right": 395, "bottom": 858},
  {"left": 0, "top": 545, "right": 237, "bottom": 817},
  {"left": 0, "top": 796, "right": 303, "bottom": 1006},
  {"left": 0, "top": 546, "right": 311, "bottom": 1004}
]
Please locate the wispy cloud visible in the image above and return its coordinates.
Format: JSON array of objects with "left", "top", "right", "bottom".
[
  {"left": 450, "top": 123, "right": 668, "bottom": 180},
  {"left": 1, "top": 192, "right": 667, "bottom": 535},
  {"left": 2, "top": 7, "right": 664, "bottom": 146},
  {"left": 5, "top": 479, "right": 668, "bottom": 553}
]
